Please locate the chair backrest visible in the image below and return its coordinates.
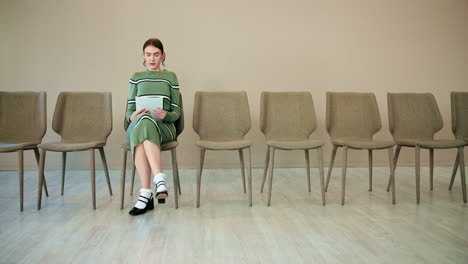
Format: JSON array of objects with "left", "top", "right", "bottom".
[
  {"left": 451, "top": 92, "right": 468, "bottom": 140},
  {"left": 326, "top": 92, "right": 381, "bottom": 141},
  {"left": 387, "top": 93, "right": 442, "bottom": 141},
  {"left": 124, "top": 95, "right": 185, "bottom": 139},
  {"left": 0, "top": 91, "right": 47, "bottom": 144},
  {"left": 53, "top": 92, "right": 112, "bottom": 143},
  {"left": 193, "top": 91, "right": 251, "bottom": 141},
  {"left": 260, "top": 91, "right": 317, "bottom": 141}
]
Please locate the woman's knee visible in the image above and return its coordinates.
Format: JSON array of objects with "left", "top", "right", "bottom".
[{"left": 143, "top": 140, "right": 161, "bottom": 151}]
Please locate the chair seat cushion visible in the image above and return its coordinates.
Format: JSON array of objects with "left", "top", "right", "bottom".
[
  {"left": 0, "top": 142, "right": 37, "bottom": 152},
  {"left": 415, "top": 139, "right": 466, "bottom": 149},
  {"left": 39, "top": 141, "right": 106, "bottom": 152},
  {"left": 394, "top": 139, "right": 419, "bottom": 146},
  {"left": 121, "top": 143, "right": 131, "bottom": 150},
  {"left": 196, "top": 140, "right": 252, "bottom": 150},
  {"left": 394, "top": 139, "right": 465, "bottom": 148},
  {"left": 333, "top": 139, "right": 394, "bottom": 150},
  {"left": 161, "top": 141, "right": 179, "bottom": 151},
  {"left": 267, "top": 139, "right": 324, "bottom": 150},
  {"left": 121, "top": 141, "right": 179, "bottom": 151}
]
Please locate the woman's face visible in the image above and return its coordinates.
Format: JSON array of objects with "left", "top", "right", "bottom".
[{"left": 144, "top": 45, "right": 165, "bottom": 71}]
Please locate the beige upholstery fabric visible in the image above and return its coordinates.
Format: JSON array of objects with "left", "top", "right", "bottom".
[
  {"left": 0, "top": 91, "right": 48, "bottom": 211},
  {"left": 451, "top": 92, "right": 468, "bottom": 141},
  {"left": 260, "top": 91, "right": 317, "bottom": 141},
  {"left": 0, "top": 142, "right": 37, "bottom": 152},
  {"left": 415, "top": 139, "right": 465, "bottom": 149},
  {"left": 193, "top": 91, "right": 251, "bottom": 142},
  {"left": 267, "top": 139, "right": 324, "bottom": 150},
  {"left": 260, "top": 92, "right": 325, "bottom": 206},
  {"left": 50, "top": 92, "right": 113, "bottom": 144},
  {"left": 38, "top": 141, "right": 106, "bottom": 152},
  {"left": 332, "top": 140, "right": 394, "bottom": 150},
  {"left": 326, "top": 92, "right": 383, "bottom": 142},
  {"left": 325, "top": 92, "right": 395, "bottom": 205},
  {"left": 388, "top": 93, "right": 443, "bottom": 142},
  {"left": 0, "top": 91, "right": 47, "bottom": 145},
  {"left": 193, "top": 91, "right": 252, "bottom": 207},
  {"left": 37, "top": 92, "right": 113, "bottom": 210},
  {"left": 387, "top": 92, "right": 466, "bottom": 204},
  {"left": 196, "top": 139, "right": 252, "bottom": 150}
]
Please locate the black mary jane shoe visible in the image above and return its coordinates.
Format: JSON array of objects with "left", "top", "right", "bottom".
[
  {"left": 155, "top": 191, "right": 168, "bottom": 204},
  {"left": 129, "top": 196, "right": 154, "bottom": 216}
]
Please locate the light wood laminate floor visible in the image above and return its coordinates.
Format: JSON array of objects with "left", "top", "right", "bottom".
[{"left": 0, "top": 166, "right": 467, "bottom": 263}]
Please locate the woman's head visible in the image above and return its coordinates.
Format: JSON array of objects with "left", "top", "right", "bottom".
[{"left": 143, "top": 38, "right": 165, "bottom": 71}]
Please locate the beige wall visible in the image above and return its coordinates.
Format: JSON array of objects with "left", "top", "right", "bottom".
[{"left": 1, "top": 0, "right": 468, "bottom": 170}]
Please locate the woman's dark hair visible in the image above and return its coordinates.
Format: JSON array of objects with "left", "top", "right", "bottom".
[{"left": 143, "top": 38, "right": 165, "bottom": 66}]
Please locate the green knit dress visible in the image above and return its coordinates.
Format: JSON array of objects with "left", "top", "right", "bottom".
[{"left": 126, "top": 70, "right": 181, "bottom": 157}]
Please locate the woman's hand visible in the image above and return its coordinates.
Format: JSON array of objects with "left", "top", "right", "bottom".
[
  {"left": 152, "top": 107, "right": 167, "bottom": 120},
  {"left": 130, "top": 108, "right": 149, "bottom": 121}
]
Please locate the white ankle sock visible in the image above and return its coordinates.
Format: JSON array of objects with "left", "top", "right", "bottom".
[
  {"left": 153, "top": 173, "right": 167, "bottom": 193},
  {"left": 135, "top": 188, "right": 152, "bottom": 209}
]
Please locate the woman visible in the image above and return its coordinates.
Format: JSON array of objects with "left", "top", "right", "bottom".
[{"left": 126, "top": 38, "right": 181, "bottom": 216}]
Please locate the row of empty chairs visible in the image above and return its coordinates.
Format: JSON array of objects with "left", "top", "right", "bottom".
[
  {"left": 0, "top": 92, "right": 113, "bottom": 211},
  {"left": 1, "top": 91, "right": 467, "bottom": 211}
]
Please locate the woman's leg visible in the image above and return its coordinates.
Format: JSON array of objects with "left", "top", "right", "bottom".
[
  {"left": 141, "top": 140, "right": 168, "bottom": 200},
  {"left": 134, "top": 143, "right": 152, "bottom": 189},
  {"left": 142, "top": 140, "right": 163, "bottom": 175},
  {"left": 129, "top": 143, "right": 154, "bottom": 215}
]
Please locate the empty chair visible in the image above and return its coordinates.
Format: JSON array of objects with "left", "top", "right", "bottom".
[
  {"left": 37, "top": 92, "right": 113, "bottom": 210},
  {"left": 387, "top": 93, "right": 466, "bottom": 203},
  {"left": 449, "top": 92, "right": 468, "bottom": 192},
  {"left": 325, "top": 92, "right": 395, "bottom": 205},
  {"left": 260, "top": 91, "right": 325, "bottom": 206},
  {"left": 193, "top": 91, "right": 252, "bottom": 207},
  {"left": 120, "top": 97, "right": 184, "bottom": 209},
  {"left": 0, "top": 91, "right": 49, "bottom": 211}
]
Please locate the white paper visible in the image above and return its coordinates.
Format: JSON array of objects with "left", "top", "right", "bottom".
[
  {"left": 136, "top": 96, "right": 164, "bottom": 120},
  {"left": 136, "top": 96, "right": 163, "bottom": 111}
]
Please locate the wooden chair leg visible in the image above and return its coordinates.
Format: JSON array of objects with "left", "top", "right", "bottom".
[
  {"left": 305, "top": 149, "right": 311, "bottom": 192},
  {"left": 177, "top": 161, "right": 182, "bottom": 195},
  {"left": 341, "top": 146, "right": 348, "bottom": 205},
  {"left": 171, "top": 148, "right": 179, "bottom": 209},
  {"left": 388, "top": 147, "right": 396, "bottom": 205},
  {"left": 130, "top": 164, "right": 136, "bottom": 196},
  {"left": 98, "top": 147, "right": 112, "bottom": 196},
  {"left": 196, "top": 148, "right": 206, "bottom": 208},
  {"left": 317, "top": 147, "right": 326, "bottom": 206},
  {"left": 61, "top": 152, "right": 66, "bottom": 196},
  {"left": 458, "top": 147, "right": 467, "bottom": 203},
  {"left": 33, "top": 148, "right": 48, "bottom": 196},
  {"left": 267, "top": 148, "right": 276, "bottom": 206},
  {"left": 260, "top": 146, "right": 270, "bottom": 193},
  {"left": 247, "top": 147, "right": 252, "bottom": 207},
  {"left": 449, "top": 153, "right": 459, "bottom": 190},
  {"left": 120, "top": 148, "right": 127, "bottom": 210},
  {"left": 239, "top": 149, "right": 246, "bottom": 194},
  {"left": 90, "top": 149, "right": 96, "bottom": 210},
  {"left": 18, "top": 149, "right": 24, "bottom": 212},
  {"left": 429, "top": 149, "right": 434, "bottom": 191},
  {"left": 325, "top": 145, "right": 338, "bottom": 192},
  {"left": 37, "top": 149, "right": 46, "bottom": 210},
  {"left": 415, "top": 146, "right": 421, "bottom": 204},
  {"left": 387, "top": 145, "right": 402, "bottom": 192},
  {"left": 368, "top": 149, "right": 373, "bottom": 192}
]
